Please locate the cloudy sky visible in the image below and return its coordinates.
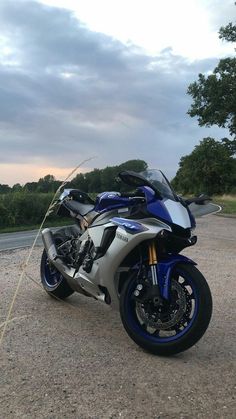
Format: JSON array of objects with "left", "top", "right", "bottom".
[{"left": 0, "top": 0, "right": 234, "bottom": 185}]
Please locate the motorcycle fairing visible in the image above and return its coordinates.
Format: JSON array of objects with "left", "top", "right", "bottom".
[
  {"left": 78, "top": 218, "right": 166, "bottom": 308},
  {"left": 80, "top": 219, "right": 196, "bottom": 307},
  {"left": 94, "top": 192, "right": 145, "bottom": 214},
  {"left": 110, "top": 217, "right": 148, "bottom": 234},
  {"left": 94, "top": 192, "right": 131, "bottom": 212},
  {"left": 139, "top": 186, "right": 194, "bottom": 229},
  {"left": 163, "top": 199, "right": 193, "bottom": 228},
  {"left": 155, "top": 254, "right": 197, "bottom": 300}
]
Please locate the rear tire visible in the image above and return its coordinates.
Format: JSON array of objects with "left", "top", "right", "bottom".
[
  {"left": 40, "top": 229, "right": 75, "bottom": 300},
  {"left": 120, "top": 264, "right": 212, "bottom": 356}
]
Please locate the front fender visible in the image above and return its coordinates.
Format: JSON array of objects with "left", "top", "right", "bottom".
[{"left": 157, "top": 254, "right": 197, "bottom": 300}]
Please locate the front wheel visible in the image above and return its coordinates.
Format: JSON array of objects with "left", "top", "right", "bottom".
[{"left": 120, "top": 264, "right": 212, "bottom": 356}]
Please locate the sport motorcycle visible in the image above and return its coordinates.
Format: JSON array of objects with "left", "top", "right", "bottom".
[{"left": 41, "top": 169, "right": 213, "bottom": 356}]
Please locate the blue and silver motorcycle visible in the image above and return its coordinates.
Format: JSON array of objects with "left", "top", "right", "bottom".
[{"left": 41, "top": 169, "right": 212, "bottom": 356}]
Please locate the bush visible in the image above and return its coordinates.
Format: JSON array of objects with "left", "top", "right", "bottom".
[{"left": 0, "top": 192, "right": 58, "bottom": 229}]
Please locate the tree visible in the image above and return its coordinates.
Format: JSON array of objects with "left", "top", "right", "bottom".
[
  {"left": 68, "top": 159, "right": 148, "bottom": 193},
  {"left": 172, "top": 137, "right": 236, "bottom": 195},
  {"left": 118, "top": 159, "right": 148, "bottom": 173},
  {"left": 0, "top": 184, "right": 11, "bottom": 194},
  {"left": 0, "top": 201, "right": 9, "bottom": 227},
  {"left": 85, "top": 169, "right": 101, "bottom": 193},
  {"left": 24, "top": 181, "right": 38, "bottom": 193},
  {"left": 219, "top": 22, "right": 236, "bottom": 43},
  {"left": 12, "top": 183, "right": 22, "bottom": 192},
  {"left": 37, "top": 174, "right": 61, "bottom": 193},
  {"left": 69, "top": 173, "right": 87, "bottom": 191},
  {"left": 187, "top": 17, "right": 236, "bottom": 137},
  {"left": 100, "top": 166, "right": 118, "bottom": 191}
]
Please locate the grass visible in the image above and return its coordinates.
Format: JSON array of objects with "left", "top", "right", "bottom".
[{"left": 213, "top": 195, "right": 236, "bottom": 215}]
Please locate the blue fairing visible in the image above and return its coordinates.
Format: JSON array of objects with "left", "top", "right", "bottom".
[
  {"left": 138, "top": 186, "right": 172, "bottom": 223},
  {"left": 93, "top": 185, "right": 194, "bottom": 231},
  {"left": 94, "top": 192, "right": 131, "bottom": 213},
  {"left": 156, "top": 254, "right": 197, "bottom": 300},
  {"left": 111, "top": 217, "right": 148, "bottom": 234},
  {"left": 148, "top": 200, "right": 173, "bottom": 223}
]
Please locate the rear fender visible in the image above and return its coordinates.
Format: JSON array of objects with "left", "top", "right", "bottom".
[{"left": 157, "top": 254, "right": 197, "bottom": 300}]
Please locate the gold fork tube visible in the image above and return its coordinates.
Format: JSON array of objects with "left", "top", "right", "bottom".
[{"left": 148, "top": 241, "right": 157, "bottom": 265}]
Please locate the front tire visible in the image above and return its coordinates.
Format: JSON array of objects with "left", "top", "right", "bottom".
[
  {"left": 40, "top": 230, "right": 74, "bottom": 300},
  {"left": 120, "top": 264, "right": 212, "bottom": 356}
]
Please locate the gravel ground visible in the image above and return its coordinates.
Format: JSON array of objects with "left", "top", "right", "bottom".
[{"left": 0, "top": 215, "right": 236, "bottom": 419}]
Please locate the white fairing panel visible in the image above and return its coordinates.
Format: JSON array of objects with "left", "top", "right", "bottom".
[
  {"left": 164, "top": 199, "right": 191, "bottom": 228},
  {"left": 76, "top": 218, "right": 168, "bottom": 308}
]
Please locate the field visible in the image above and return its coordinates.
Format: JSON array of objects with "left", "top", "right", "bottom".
[{"left": 214, "top": 195, "right": 236, "bottom": 215}]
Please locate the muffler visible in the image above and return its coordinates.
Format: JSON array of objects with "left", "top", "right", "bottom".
[
  {"left": 42, "top": 228, "right": 77, "bottom": 285},
  {"left": 41, "top": 228, "right": 58, "bottom": 261}
]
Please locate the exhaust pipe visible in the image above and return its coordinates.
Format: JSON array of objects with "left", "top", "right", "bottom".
[
  {"left": 41, "top": 228, "right": 58, "bottom": 261},
  {"left": 41, "top": 228, "right": 76, "bottom": 283}
]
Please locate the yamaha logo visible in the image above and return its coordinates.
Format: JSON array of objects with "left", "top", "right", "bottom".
[{"left": 116, "top": 232, "right": 128, "bottom": 242}]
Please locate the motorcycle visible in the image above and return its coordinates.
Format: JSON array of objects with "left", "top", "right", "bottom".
[{"left": 41, "top": 169, "right": 212, "bottom": 356}]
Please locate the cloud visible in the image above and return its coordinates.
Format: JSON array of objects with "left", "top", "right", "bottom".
[
  {"left": 200, "top": 0, "right": 236, "bottom": 30},
  {"left": 0, "top": 0, "right": 230, "bottom": 183}
]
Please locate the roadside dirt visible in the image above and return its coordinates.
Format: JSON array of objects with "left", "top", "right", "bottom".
[{"left": 0, "top": 215, "right": 236, "bottom": 419}]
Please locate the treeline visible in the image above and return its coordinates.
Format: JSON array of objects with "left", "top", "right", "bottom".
[
  {"left": 0, "top": 159, "right": 147, "bottom": 195},
  {"left": 0, "top": 159, "right": 147, "bottom": 229},
  {"left": 69, "top": 159, "right": 148, "bottom": 193},
  {"left": 172, "top": 137, "right": 236, "bottom": 195}
]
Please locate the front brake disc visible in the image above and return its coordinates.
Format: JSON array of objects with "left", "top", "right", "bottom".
[{"left": 136, "top": 280, "right": 187, "bottom": 330}]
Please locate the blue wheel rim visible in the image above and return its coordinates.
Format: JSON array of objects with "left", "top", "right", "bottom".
[
  {"left": 43, "top": 254, "right": 63, "bottom": 289},
  {"left": 125, "top": 268, "right": 199, "bottom": 343}
]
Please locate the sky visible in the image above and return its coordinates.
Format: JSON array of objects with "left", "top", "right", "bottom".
[{"left": 0, "top": 0, "right": 235, "bottom": 186}]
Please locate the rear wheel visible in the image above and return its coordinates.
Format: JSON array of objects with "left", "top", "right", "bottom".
[
  {"left": 120, "top": 264, "right": 212, "bottom": 356},
  {"left": 40, "top": 230, "right": 74, "bottom": 299}
]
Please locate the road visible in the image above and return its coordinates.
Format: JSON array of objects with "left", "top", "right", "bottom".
[
  {"left": 0, "top": 226, "right": 70, "bottom": 251},
  {"left": 0, "top": 203, "right": 221, "bottom": 251},
  {"left": 0, "top": 229, "right": 42, "bottom": 251}
]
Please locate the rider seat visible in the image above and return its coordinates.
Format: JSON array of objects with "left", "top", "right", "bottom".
[{"left": 63, "top": 200, "right": 94, "bottom": 217}]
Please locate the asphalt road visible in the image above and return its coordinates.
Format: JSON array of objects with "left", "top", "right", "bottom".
[
  {"left": 0, "top": 226, "right": 71, "bottom": 251},
  {"left": 0, "top": 229, "right": 42, "bottom": 251}
]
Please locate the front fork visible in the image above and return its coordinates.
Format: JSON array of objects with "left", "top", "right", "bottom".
[
  {"left": 146, "top": 241, "right": 164, "bottom": 304},
  {"left": 148, "top": 241, "right": 159, "bottom": 286},
  {"left": 134, "top": 241, "right": 163, "bottom": 304}
]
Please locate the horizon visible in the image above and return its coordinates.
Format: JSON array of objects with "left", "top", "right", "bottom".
[{"left": 1, "top": 159, "right": 150, "bottom": 187}]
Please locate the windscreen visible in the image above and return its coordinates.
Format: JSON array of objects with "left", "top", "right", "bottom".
[{"left": 140, "top": 169, "right": 177, "bottom": 201}]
